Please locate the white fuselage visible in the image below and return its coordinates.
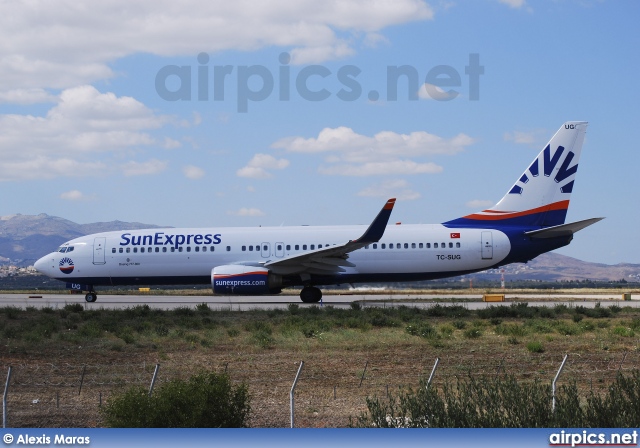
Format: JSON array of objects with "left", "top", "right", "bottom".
[{"left": 34, "top": 224, "right": 511, "bottom": 287}]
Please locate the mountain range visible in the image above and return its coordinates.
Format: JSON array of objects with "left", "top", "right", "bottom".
[
  {"left": 1, "top": 214, "right": 638, "bottom": 282},
  {"left": 0, "top": 213, "right": 163, "bottom": 265}
]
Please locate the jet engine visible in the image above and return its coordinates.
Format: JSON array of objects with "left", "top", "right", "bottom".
[{"left": 211, "top": 265, "right": 282, "bottom": 294}]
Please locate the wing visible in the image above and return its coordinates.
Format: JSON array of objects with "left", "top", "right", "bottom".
[{"left": 264, "top": 198, "right": 396, "bottom": 276}]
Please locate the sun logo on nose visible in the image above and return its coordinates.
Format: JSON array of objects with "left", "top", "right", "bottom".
[{"left": 59, "top": 257, "right": 74, "bottom": 274}]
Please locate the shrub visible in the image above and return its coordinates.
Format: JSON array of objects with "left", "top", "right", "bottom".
[
  {"left": 196, "top": 303, "right": 211, "bottom": 314},
  {"left": 63, "top": 303, "right": 84, "bottom": 313},
  {"left": 526, "top": 341, "right": 545, "bottom": 353},
  {"left": 102, "top": 372, "right": 250, "bottom": 427},
  {"left": 452, "top": 320, "right": 467, "bottom": 330},
  {"left": 463, "top": 328, "right": 482, "bottom": 339}
]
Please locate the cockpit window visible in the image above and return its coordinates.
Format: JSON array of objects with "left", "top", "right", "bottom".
[{"left": 57, "top": 246, "right": 74, "bottom": 253}]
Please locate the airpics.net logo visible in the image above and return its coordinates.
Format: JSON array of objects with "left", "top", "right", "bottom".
[
  {"left": 549, "top": 430, "right": 638, "bottom": 447},
  {"left": 155, "top": 52, "right": 484, "bottom": 112}
]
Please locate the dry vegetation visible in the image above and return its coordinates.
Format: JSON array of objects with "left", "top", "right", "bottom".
[{"left": 1, "top": 299, "right": 639, "bottom": 427}]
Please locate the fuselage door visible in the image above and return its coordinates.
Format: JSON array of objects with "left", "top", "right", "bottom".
[
  {"left": 261, "top": 242, "right": 270, "bottom": 258},
  {"left": 93, "top": 237, "right": 107, "bottom": 265},
  {"left": 275, "top": 242, "right": 285, "bottom": 258},
  {"left": 481, "top": 231, "right": 493, "bottom": 260}
]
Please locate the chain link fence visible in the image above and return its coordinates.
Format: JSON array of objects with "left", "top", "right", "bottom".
[{"left": 3, "top": 350, "right": 638, "bottom": 428}]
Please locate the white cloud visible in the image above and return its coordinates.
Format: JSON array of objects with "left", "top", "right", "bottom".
[
  {"left": 418, "top": 83, "right": 459, "bottom": 101},
  {"left": 227, "top": 208, "right": 266, "bottom": 217},
  {"left": 183, "top": 165, "right": 205, "bottom": 179},
  {"left": 60, "top": 190, "right": 94, "bottom": 201},
  {"left": 273, "top": 126, "right": 473, "bottom": 177},
  {"left": 0, "top": 158, "right": 107, "bottom": 182},
  {"left": 358, "top": 179, "right": 421, "bottom": 200},
  {"left": 0, "top": 88, "right": 57, "bottom": 105},
  {"left": 121, "top": 159, "right": 168, "bottom": 177},
  {"left": 0, "top": 85, "right": 171, "bottom": 181},
  {"left": 466, "top": 199, "right": 494, "bottom": 209},
  {"left": 0, "top": 0, "right": 434, "bottom": 90},
  {"left": 504, "top": 128, "right": 547, "bottom": 146},
  {"left": 498, "top": 0, "right": 527, "bottom": 8},
  {"left": 320, "top": 160, "right": 442, "bottom": 176},
  {"left": 237, "top": 153, "right": 290, "bottom": 179}
]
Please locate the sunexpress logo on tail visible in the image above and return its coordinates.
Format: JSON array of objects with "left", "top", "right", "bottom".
[
  {"left": 120, "top": 232, "right": 222, "bottom": 249},
  {"left": 508, "top": 144, "right": 578, "bottom": 195}
]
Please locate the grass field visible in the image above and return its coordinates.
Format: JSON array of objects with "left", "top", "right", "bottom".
[{"left": 1, "top": 299, "right": 639, "bottom": 427}]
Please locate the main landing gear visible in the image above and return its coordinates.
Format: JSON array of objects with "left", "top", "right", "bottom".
[
  {"left": 300, "top": 286, "right": 322, "bottom": 303},
  {"left": 85, "top": 292, "right": 98, "bottom": 303}
]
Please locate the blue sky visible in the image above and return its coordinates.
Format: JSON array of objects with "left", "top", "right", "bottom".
[{"left": 0, "top": 0, "right": 638, "bottom": 265}]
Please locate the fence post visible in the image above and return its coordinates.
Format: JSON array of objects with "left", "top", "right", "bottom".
[
  {"left": 3, "top": 366, "right": 12, "bottom": 429},
  {"left": 149, "top": 364, "right": 160, "bottom": 397},
  {"left": 427, "top": 357, "right": 440, "bottom": 388},
  {"left": 78, "top": 365, "right": 87, "bottom": 395},
  {"left": 552, "top": 354, "right": 568, "bottom": 412},
  {"left": 290, "top": 361, "right": 304, "bottom": 428},
  {"left": 359, "top": 361, "right": 368, "bottom": 388},
  {"left": 618, "top": 352, "right": 627, "bottom": 372}
]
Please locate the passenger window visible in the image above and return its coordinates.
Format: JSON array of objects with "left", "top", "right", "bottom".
[
  {"left": 226, "top": 246, "right": 231, "bottom": 251},
  {"left": 162, "top": 247, "right": 167, "bottom": 252},
  {"left": 263, "top": 245, "right": 268, "bottom": 251},
  {"left": 405, "top": 243, "right": 409, "bottom": 249},
  {"left": 242, "top": 246, "right": 246, "bottom": 251},
  {"left": 155, "top": 247, "right": 159, "bottom": 253},
  {"left": 119, "top": 248, "right": 123, "bottom": 253},
  {"left": 210, "top": 246, "right": 215, "bottom": 252},
  {"left": 249, "top": 246, "right": 253, "bottom": 251},
  {"left": 295, "top": 245, "right": 299, "bottom": 250},
  {"left": 434, "top": 243, "right": 438, "bottom": 248},
  {"left": 441, "top": 242, "right": 445, "bottom": 247},
  {"left": 133, "top": 248, "right": 138, "bottom": 253},
  {"left": 126, "top": 248, "right": 130, "bottom": 253},
  {"left": 449, "top": 242, "right": 453, "bottom": 248},
  {"left": 195, "top": 246, "right": 200, "bottom": 252},
  {"left": 381, "top": 243, "right": 386, "bottom": 249},
  {"left": 456, "top": 242, "right": 461, "bottom": 248},
  {"left": 112, "top": 248, "right": 116, "bottom": 253},
  {"left": 373, "top": 244, "right": 377, "bottom": 249},
  {"left": 202, "top": 247, "right": 207, "bottom": 252},
  {"left": 277, "top": 244, "right": 282, "bottom": 250},
  {"left": 303, "top": 245, "right": 307, "bottom": 250},
  {"left": 310, "top": 245, "right": 315, "bottom": 250},
  {"left": 411, "top": 243, "right": 416, "bottom": 249},
  {"left": 186, "top": 247, "right": 191, "bottom": 252},
  {"left": 389, "top": 243, "right": 393, "bottom": 249},
  {"left": 171, "top": 247, "right": 175, "bottom": 252},
  {"left": 419, "top": 243, "right": 423, "bottom": 249},
  {"left": 286, "top": 245, "right": 291, "bottom": 250},
  {"left": 178, "top": 247, "right": 183, "bottom": 252},
  {"left": 141, "top": 248, "right": 145, "bottom": 253}
]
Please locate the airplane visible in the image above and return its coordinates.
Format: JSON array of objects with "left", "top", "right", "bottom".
[{"left": 34, "top": 121, "right": 603, "bottom": 303}]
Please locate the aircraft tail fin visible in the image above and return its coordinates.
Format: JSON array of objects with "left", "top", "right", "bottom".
[{"left": 445, "top": 121, "right": 588, "bottom": 228}]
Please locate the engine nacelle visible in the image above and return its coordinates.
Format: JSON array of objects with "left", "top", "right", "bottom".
[{"left": 212, "top": 265, "right": 282, "bottom": 295}]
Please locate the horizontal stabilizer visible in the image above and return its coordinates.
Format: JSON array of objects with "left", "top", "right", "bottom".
[{"left": 524, "top": 217, "right": 604, "bottom": 239}]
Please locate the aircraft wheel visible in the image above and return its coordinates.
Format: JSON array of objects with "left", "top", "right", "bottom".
[
  {"left": 300, "top": 286, "right": 322, "bottom": 303},
  {"left": 85, "top": 292, "right": 97, "bottom": 303}
]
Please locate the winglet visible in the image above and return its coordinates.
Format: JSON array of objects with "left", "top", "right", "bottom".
[{"left": 354, "top": 198, "right": 396, "bottom": 244}]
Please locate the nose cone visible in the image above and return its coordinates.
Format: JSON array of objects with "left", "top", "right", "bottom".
[{"left": 34, "top": 254, "right": 53, "bottom": 276}]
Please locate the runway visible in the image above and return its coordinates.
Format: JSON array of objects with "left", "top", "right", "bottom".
[{"left": 0, "top": 292, "right": 638, "bottom": 310}]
